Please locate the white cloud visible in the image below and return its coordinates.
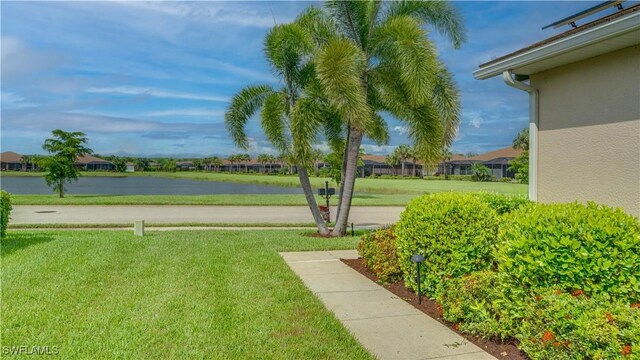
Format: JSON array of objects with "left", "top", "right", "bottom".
[
  {"left": 0, "top": 92, "right": 37, "bottom": 109},
  {"left": 467, "top": 112, "right": 483, "bottom": 129},
  {"left": 393, "top": 126, "right": 409, "bottom": 136},
  {"left": 144, "top": 109, "right": 225, "bottom": 117},
  {"left": 361, "top": 144, "right": 396, "bottom": 155},
  {"left": 85, "top": 86, "right": 229, "bottom": 102}
]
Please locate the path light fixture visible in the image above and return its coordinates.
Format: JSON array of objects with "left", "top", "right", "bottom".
[
  {"left": 411, "top": 254, "right": 425, "bottom": 304},
  {"left": 351, "top": 222, "right": 355, "bottom": 237},
  {"left": 318, "top": 181, "right": 335, "bottom": 223}
]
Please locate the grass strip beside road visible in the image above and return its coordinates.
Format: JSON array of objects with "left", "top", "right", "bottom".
[
  {"left": 8, "top": 222, "right": 318, "bottom": 229},
  {"left": 1, "top": 230, "right": 372, "bottom": 359},
  {"left": 11, "top": 193, "right": 417, "bottom": 206}
]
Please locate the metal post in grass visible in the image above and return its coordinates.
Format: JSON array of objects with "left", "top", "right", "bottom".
[
  {"left": 351, "top": 222, "right": 355, "bottom": 236},
  {"left": 411, "top": 254, "right": 425, "bottom": 304}
]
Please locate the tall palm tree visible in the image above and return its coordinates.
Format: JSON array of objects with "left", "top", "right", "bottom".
[
  {"left": 210, "top": 156, "right": 223, "bottom": 172},
  {"left": 225, "top": 19, "right": 340, "bottom": 235},
  {"left": 310, "top": 1, "right": 465, "bottom": 235},
  {"left": 393, "top": 144, "right": 412, "bottom": 177},
  {"left": 441, "top": 147, "right": 452, "bottom": 179}
]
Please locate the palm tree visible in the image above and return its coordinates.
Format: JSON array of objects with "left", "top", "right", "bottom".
[
  {"left": 210, "top": 156, "right": 223, "bottom": 172},
  {"left": 256, "top": 153, "right": 271, "bottom": 173},
  {"left": 310, "top": 1, "right": 465, "bottom": 235},
  {"left": 227, "top": 154, "right": 237, "bottom": 173},
  {"left": 441, "top": 147, "right": 452, "bottom": 179},
  {"left": 225, "top": 19, "right": 340, "bottom": 235},
  {"left": 385, "top": 152, "right": 400, "bottom": 176},
  {"left": 237, "top": 153, "right": 251, "bottom": 173},
  {"left": 392, "top": 145, "right": 412, "bottom": 177}
]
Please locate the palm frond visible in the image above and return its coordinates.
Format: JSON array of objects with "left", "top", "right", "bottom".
[
  {"left": 408, "top": 104, "right": 444, "bottom": 166},
  {"left": 260, "top": 91, "right": 291, "bottom": 153},
  {"left": 315, "top": 37, "right": 371, "bottom": 129},
  {"left": 324, "top": 1, "right": 370, "bottom": 48},
  {"left": 225, "top": 84, "right": 274, "bottom": 150},
  {"left": 264, "top": 23, "right": 314, "bottom": 87},
  {"left": 371, "top": 15, "right": 439, "bottom": 107},
  {"left": 295, "top": 6, "right": 339, "bottom": 48},
  {"left": 383, "top": 0, "right": 466, "bottom": 48},
  {"left": 366, "top": 112, "right": 389, "bottom": 145},
  {"left": 430, "top": 66, "right": 461, "bottom": 147},
  {"left": 290, "top": 97, "right": 324, "bottom": 165}
]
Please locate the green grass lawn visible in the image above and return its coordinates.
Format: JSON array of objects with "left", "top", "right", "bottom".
[
  {"left": 11, "top": 193, "right": 417, "bottom": 206},
  {"left": 1, "top": 230, "right": 372, "bottom": 359}
]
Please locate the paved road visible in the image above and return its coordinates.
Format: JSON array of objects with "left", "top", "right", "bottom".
[{"left": 11, "top": 205, "right": 404, "bottom": 226}]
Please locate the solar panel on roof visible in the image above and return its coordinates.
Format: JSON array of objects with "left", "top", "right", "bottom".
[{"left": 542, "top": 0, "right": 626, "bottom": 30}]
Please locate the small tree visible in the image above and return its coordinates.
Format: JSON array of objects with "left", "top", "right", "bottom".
[
  {"left": 40, "top": 130, "right": 93, "bottom": 198},
  {"left": 112, "top": 157, "right": 127, "bottom": 172},
  {"left": 440, "top": 147, "right": 452, "bottom": 180},
  {"left": 210, "top": 156, "right": 223, "bottom": 172},
  {"left": 136, "top": 158, "right": 150, "bottom": 171},
  {"left": 192, "top": 159, "right": 202, "bottom": 171},
  {"left": 509, "top": 128, "right": 529, "bottom": 183},
  {"left": 471, "top": 162, "right": 492, "bottom": 182}
]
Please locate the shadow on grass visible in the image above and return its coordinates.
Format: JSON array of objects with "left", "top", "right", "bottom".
[{"left": 1, "top": 233, "right": 55, "bottom": 257}]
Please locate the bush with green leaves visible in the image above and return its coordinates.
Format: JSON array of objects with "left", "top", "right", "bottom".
[
  {"left": 437, "top": 270, "right": 517, "bottom": 339},
  {"left": 497, "top": 202, "right": 640, "bottom": 302},
  {"left": 1, "top": 190, "right": 12, "bottom": 238},
  {"left": 358, "top": 226, "right": 402, "bottom": 283},
  {"left": 517, "top": 291, "right": 640, "bottom": 360},
  {"left": 474, "top": 192, "right": 531, "bottom": 215},
  {"left": 395, "top": 193, "right": 500, "bottom": 297}
]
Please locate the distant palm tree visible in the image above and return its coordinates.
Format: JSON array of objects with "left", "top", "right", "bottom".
[
  {"left": 392, "top": 145, "right": 412, "bottom": 177},
  {"left": 441, "top": 147, "right": 452, "bottom": 180},
  {"left": 210, "top": 156, "right": 223, "bottom": 172}
]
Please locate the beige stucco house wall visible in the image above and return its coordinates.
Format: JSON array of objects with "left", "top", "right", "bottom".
[
  {"left": 531, "top": 45, "right": 640, "bottom": 216},
  {"left": 474, "top": 5, "right": 640, "bottom": 218}
]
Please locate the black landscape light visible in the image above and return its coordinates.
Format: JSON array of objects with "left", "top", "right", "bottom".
[
  {"left": 411, "top": 254, "right": 426, "bottom": 304},
  {"left": 318, "top": 181, "right": 335, "bottom": 223},
  {"left": 351, "top": 222, "right": 355, "bottom": 237}
]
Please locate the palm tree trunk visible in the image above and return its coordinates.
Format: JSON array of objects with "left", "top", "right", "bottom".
[
  {"left": 298, "top": 165, "right": 330, "bottom": 235},
  {"left": 335, "top": 126, "right": 350, "bottom": 223},
  {"left": 331, "top": 127, "right": 363, "bottom": 236},
  {"left": 401, "top": 161, "right": 405, "bottom": 177}
]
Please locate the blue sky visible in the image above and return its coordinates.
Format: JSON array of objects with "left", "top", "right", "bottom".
[{"left": 0, "top": 1, "right": 627, "bottom": 157}]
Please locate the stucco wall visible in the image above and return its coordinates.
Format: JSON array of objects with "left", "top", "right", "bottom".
[{"left": 531, "top": 44, "right": 640, "bottom": 217}]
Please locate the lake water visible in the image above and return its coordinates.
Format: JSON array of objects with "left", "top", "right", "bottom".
[{"left": 0, "top": 176, "right": 304, "bottom": 195}]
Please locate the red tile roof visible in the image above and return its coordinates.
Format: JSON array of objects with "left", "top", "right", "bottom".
[
  {"left": 467, "top": 147, "right": 523, "bottom": 161},
  {"left": 0, "top": 151, "right": 23, "bottom": 163}
]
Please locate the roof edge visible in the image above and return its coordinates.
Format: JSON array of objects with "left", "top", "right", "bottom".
[{"left": 473, "top": 10, "right": 640, "bottom": 80}]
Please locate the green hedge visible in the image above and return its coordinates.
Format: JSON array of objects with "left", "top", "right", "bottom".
[
  {"left": 437, "top": 270, "right": 516, "bottom": 339},
  {"left": 497, "top": 202, "right": 640, "bottom": 302},
  {"left": 358, "top": 226, "right": 402, "bottom": 283},
  {"left": 1, "top": 190, "right": 12, "bottom": 238},
  {"left": 423, "top": 175, "right": 473, "bottom": 181},
  {"left": 517, "top": 291, "right": 639, "bottom": 360},
  {"left": 474, "top": 192, "right": 530, "bottom": 215},
  {"left": 395, "top": 193, "right": 499, "bottom": 297}
]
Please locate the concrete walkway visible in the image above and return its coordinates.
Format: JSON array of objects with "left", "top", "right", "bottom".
[
  {"left": 281, "top": 250, "right": 496, "bottom": 360},
  {"left": 11, "top": 205, "right": 403, "bottom": 225}
]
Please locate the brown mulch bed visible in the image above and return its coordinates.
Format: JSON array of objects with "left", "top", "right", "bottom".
[{"left": 342, "top": 258, "right": 528, "bottom": 360}]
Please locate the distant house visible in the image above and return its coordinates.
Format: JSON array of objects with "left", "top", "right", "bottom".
[
  {"left": 474, "top": 3, "right": 639, "bottom": 216},
  {"left": 176, "top": 161, "right": 194, "bottom": 171},
  {"left": 125, "top": 163, "right": 135, "bottom": 172},
  {"left": 75, "top": 155, "right": 115, "bottom": 171},
  {"left": 439, "top": 147, "right": 522, "bottom": 179},
  {"left": 0, "top": 151, "right": 24, "bottom": 171},
  {"left": 358, "top": 155, "right": 424, "bottom": 177}
]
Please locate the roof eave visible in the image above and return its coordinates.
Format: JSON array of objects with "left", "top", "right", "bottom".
[{"left": 473, "top": 12, "right": 640, "bottom": 80}]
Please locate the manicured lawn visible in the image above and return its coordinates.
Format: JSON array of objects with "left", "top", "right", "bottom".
[
  {"left": 1, "top": 230, "right": 372, "bottom": 359},
  {"left": 11, "top": 193, "right": 417, "bottom": 206}
]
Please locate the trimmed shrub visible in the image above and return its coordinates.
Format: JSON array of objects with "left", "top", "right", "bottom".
[
  {"left": 517, "top": 291, "right": 640, "bottom": 360},
  {"left": 474, "top": 192, "right": 531, "bottom": 215},
  {"left": 358, "top": 226, "right": 402, "bottom": 283},
  {"left": 497, "top": 202, "right": 640, "bottom": 302},
  {"left": 437, "top": 270, "right": 517, "bottom": 339},
  {"left": 395, "top": 193, "right": 500, "bottom": 297},
  {"left": 1, "top": 190, "right": 12, "bottom": 238}
]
